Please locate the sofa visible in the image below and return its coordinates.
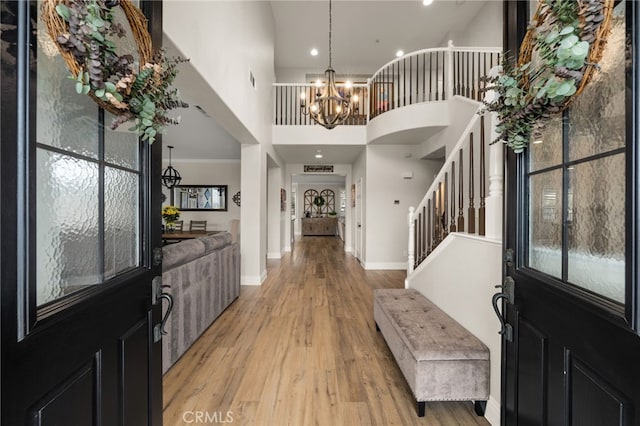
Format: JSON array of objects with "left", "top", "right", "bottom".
[{"left": 161, "top": 231, "right": 240, "bottom": 373}]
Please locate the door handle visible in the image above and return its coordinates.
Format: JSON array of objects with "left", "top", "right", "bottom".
[
  {"left": 158, "top": 292, "right": 173, "bottom": 335},
  {"left": 153, "top": 287, "right": 174, "bottom": 343},
  {"left": 492, "top": 292, "right": 513, "bottom": 342}
]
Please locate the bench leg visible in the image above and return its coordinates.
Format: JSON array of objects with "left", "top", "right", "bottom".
[
  {"left": 474, "top": 400, "right": 487, "bottom": 416},
  {"left": 417, "top": 401, "right": 425, "bottom": 417},
  {"left": 375, "top": 322, "right": 380, "bottom": 332}
]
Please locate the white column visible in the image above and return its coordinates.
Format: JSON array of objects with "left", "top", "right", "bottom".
[
  {"left": 407, "top": 206, "right": 415, "bottom": 276},
  {"left": 446, "top": 40, "right": 455, "bottom": 101},
  {"left": 484, "top": 66, "right": 504, "bottom": 240},
  {"left": 241, "top": 144, "right": 267, "bottom": 285}
]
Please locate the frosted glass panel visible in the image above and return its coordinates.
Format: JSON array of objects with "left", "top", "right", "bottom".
[
  {"left": 529, "top": 114, "right": 563, "bottom": 172},
  {"left": 567, "top": 154, "right": 625, "bottom": 303},
  {"left": 36, "top": 7, "right": 99, "bottom": 159},
  {"left": 37, "top": 149, "right": 100, "bottom": 306},
  {"left": 105, "top": 168, "right": 140, "bottom": 279},
  {"left": 105, "top": 112, "right": 139, "bottom": 170},
  {"left": 528, "top": 169, "right": 562, "bottom": 278},
  {"left": 568, "top": 13, "right": 626, "bottom": 161}
]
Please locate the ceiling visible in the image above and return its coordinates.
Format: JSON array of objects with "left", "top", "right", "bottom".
[
  {"left": 271, "top": 0, "right": 489, "bottom": 73},
  {"left": 163, "top": 1, "right": 491, "bottom": 166}
]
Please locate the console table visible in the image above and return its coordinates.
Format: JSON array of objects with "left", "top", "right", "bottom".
[{"left": 301, "top": 217, "right": 337, "bottom": 236}]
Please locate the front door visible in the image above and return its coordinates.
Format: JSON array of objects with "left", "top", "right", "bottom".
[
  {"left": 1, "top": 1, "right": 164, "bottom": 424},
  {"left": 502, "top": 1, "right": 640, "bottom": 424}
]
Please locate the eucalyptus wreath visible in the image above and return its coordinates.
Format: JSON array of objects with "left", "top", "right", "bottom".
[
  {"left": 44, "top": 0, "right": 188, "bottom": 143},
  {"left": 482, "top": 0, "right": 613, "bottom": 153}
]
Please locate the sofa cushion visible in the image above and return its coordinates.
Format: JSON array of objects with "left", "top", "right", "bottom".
[
  {"left": 199, "top": 232, "right": 232, "bottom": 253},
  {"left": 163, "top": 239, "right": 206, "bottom": 271}
]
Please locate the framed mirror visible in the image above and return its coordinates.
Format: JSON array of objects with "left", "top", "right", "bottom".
[{"left": 171, "top": 185, "right": 228, "bottom": 211}]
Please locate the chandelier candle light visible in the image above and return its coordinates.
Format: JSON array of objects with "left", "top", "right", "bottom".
[
  {"left": 162, "top": 145, "right": 182, "bottom": 189},
  {"left": 300, "top": 0, "right": 354, "bottom": 129}
]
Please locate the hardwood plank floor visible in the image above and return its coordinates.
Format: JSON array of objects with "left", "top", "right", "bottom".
[{"left": 163, "top": 236, "right": 490, "bottom": 426}]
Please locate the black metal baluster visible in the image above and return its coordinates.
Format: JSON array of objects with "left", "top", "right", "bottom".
[
  {"left": 429, "top": 52, "right": 433, "bottom": 101},
  {"left": 409, "top": 55, "right": 413, "bottom": 105},
  {"left": 435, "top": 51, "right": 439, "bottom": 101},
  {"left": 403, "top": 56, "right": 407, "bottom": 107},
  {"left": 442, "top": 51, "right": 446, "bottom": 100}
]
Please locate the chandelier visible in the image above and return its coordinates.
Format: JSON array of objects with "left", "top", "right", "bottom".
[
  {"left": 300, "top": 0, "right": 352, "bottom": 129},
  {"left": 162, "top": 145, "right": 182, "bottom": 189}
]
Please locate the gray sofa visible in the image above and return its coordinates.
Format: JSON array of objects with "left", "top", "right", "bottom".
[{"left": 162, "top": 232, "right": 240, "bottom": 373}]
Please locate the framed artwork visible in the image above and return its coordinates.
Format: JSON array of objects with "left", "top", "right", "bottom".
[
  {"left": 280, "top": 188, "right": 286, "bottom": 212},
  {"left": 351, "top": 184, "right": 356, "bottom": 207}
]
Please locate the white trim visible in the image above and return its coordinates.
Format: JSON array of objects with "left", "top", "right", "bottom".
[
  {"left": 364, "top": 262, "right": 407, "bottom": 270},
  {"left": 344, "top": 246, "right": 353, "bottom": 253},
  {"left": 485, "top": 396, "right": 501, "bottom": 426},
  {"left": 241, "top": 271, "right": 266, "bottom": 286},
  {"left": 267, "top": 251, "right": 282, "bottom": 259},
  {"left": 283, "top": 245, "right": 292, "bottom": 252}
]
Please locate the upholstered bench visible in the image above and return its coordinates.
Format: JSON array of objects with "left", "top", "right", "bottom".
[{"left": 373, "top": 288, "right": 490, "bottom": 417}]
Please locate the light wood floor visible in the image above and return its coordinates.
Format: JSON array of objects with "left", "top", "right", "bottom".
[{"left": 163, "top": 236, "right": 490, "bottom": 426}]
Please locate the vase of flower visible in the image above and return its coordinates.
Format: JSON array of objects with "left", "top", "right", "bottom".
[{"left": 162, "top": 205, "right": 180, "bottom": 231}]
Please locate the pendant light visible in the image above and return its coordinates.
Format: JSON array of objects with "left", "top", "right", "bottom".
[{"left": 162, "top": 145, "right": 182, "bottom": 189}]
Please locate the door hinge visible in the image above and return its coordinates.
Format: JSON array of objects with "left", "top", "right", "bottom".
[
  {"left": 153, "top": 324, "right": 162, "bottom": 343},
  {"left": 152, "top": 276, "right": 162, "bottom": 304},
  {"left": 153, "top": 247, "right": 163, "bottom": 266}
]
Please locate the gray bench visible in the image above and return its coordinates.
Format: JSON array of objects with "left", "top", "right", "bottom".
[{"left": 373, "top": 288, "right": 489, "bottom": 417}]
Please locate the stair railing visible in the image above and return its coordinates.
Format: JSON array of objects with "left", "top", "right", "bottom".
[{"left": 408, "top": 112, "right": 491, "bottom": 273}]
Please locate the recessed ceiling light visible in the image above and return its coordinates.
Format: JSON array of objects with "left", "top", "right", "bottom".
[
  {"left": 422, "top": 0, "right": 434, "bottom": 5},
  {"left": 396, "top": 50, "right": 404, "bottom": 58},
  {"left": 310, "top": 48, "right": 319, "bottom": 56},
  {"left": 315, "top": 154, "right": 323, "bottom": 159}
]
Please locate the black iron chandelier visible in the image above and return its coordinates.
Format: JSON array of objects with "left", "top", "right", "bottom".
[
  {"left": 161, "top": 145, "right": 182, "bottom": 189},
  {"left": 300, "top": 0, "right": 352, "bottom": 129}
]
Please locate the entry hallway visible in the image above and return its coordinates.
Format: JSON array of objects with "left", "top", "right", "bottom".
[{"left": 163, "top": 236, "right": 490, "bottom": 425}]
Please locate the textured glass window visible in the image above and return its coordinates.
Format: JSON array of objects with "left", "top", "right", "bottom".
[
  {"left": 525, "top": 7, "right": 626, "bottom": 305},
  {"left": 528, "top": 169, "right": 562, "bottom": 279},
  {"left": 567, "top": 155, "right": 625, "bottom": 303},
  {"left": 36, "top": 151, "right": 100, "bottom": 305},
  {"left": 35, "top": 2, "right": 142, "bottom": 307}
]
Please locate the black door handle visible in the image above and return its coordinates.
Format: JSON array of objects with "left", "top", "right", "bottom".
[
  {"left": 492, "top": 292, "right": 513, "bottom": 342},
  {"left": 158, "top": 292, "right": 173, "bottom": 335}
]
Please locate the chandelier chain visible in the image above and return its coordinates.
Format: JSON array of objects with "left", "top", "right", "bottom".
[{"left": 328, "top": 0, "right": 332, "bottom": 67}]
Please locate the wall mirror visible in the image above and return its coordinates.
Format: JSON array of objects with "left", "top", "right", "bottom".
[{"left": 172, "top": 185, "right": 228, "bottom": 211}]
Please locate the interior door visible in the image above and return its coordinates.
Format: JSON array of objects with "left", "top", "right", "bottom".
[
  {"left": 501, "top": 1, "right": 640, "bottom": 424},
  {"left": 1, "top": 1, "right": 165, "bottom": 424},
  {"left": 355, "top": 179, "right": 362, "bottom": 261}
]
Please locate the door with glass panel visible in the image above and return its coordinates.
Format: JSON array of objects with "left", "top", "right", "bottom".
[
  {"left": 1, "top": 1, "right": 163, "bottom": 424},
  {"left": 501, "top": 1, "right": 640, "bottom": 424}
]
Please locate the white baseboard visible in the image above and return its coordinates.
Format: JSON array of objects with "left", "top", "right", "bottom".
[
  {"left": 283, "top": 245, "right": 292, "bottom": 252},
  {"left": 344, "top": 246, "right": 353, "bottom": 253},
  {"left": 241, "top": 272, "right": 266, "bottom": 286},
  {"left": 484, "top": 396, "right": 500, "bottom": 426},
  {"left": 363, "top": 262, "right": 407, "bottom": 270},
  {"left": 267, "top": 252, "right": 281, "bottom": 259}
]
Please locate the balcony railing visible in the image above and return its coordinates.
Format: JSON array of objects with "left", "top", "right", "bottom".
[{"left": 273, "top": 41, "right": 501, "bottom": 126}]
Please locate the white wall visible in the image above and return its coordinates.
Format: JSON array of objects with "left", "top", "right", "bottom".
[
  {"left": 407, "top": 234, "right": 502, "bottom": 426},
  {"left": 441, "top": 2, "right": 503, "bottom": 48},
  {"left": 164, "top": 1, "right": 275, "bottom": 146},
  {"left": 419, "top": 97, "right": 481, "bottom": 160},
  {"left": 364, "top": 145, "right": 441, "bottom": 269},
  {"left": 161, "top": 160, "right": 240, "bottom": 231}
]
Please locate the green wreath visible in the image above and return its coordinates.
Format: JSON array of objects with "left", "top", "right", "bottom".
[
  {"left": 483, "top": 0, "right": 613, "bottom": 153},
  {"left": 43, "top": 0, "right": 188, "bottom": 143}
]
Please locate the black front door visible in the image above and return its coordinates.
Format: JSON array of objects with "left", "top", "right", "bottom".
[
  {"left": 502, "top": 1, "right": 640, "bottom": 424},
  {"left": 1, "top": 1, "right": 164, "bottom": 424}
]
